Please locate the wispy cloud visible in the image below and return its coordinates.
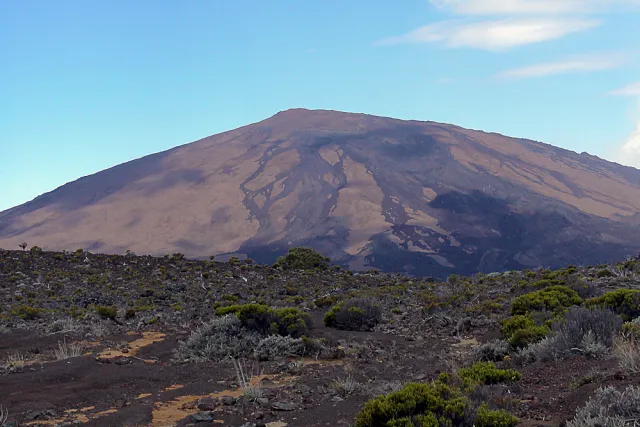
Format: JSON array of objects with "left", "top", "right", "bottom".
[
  {"left": 429, "top": 0, "right": 640, "bottom": 15},
  {"left": 496, "top": 53, "right": 627, "bottom": 79},
  {"left": 610, "top": 81, "right": 640, "bottom": 96},
  {"left": 379, "top": 0, "right": 637, "bottom": 51},
  {"left": 376, "top": 18, "right": 598, "bottom": 50}
]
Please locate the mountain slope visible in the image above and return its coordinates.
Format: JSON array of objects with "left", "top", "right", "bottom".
[{"left": 2, "top": 108, "right": 640, "bottom": 276}]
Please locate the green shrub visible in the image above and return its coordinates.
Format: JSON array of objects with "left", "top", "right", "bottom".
[
  {"left": 215, "top": 304, "right": 312, "bottom": 338},
  {"left": 273, "top": 307, "right": 312, "bottom": 337},
  {"left": 475, "top": 403, "right": 518, "bottom": 427},
  {"left": 458, "top": 362, "right": 521, "bottom": 390},
  {"left": 596, "top": 269, "right": 615, "bottom": 278},
  {"left": 314, "top": 295, "right": 339, "bottom": 308},
  {"left": 273, "top": 247, "right": 330, "bottom": 270},
  {"left": 353, "top": 374, "right": 519, "bottom": 427},
  {"left": 531, "top": 279, "right": 563, "bottom": 288},
  {"left": 216, "top": 304, "right": 274, "bottom": 334},
  {"left": 95, "top": 305, "right": 117, "bottom": 320},
  {"left": 501, "top": 314, "right": 550, "bottom": 348},
  {"left": 511, "top": 286, "right": 582, "bottom": 316},
  {"left": 353, "top": 381, "right": 468, "bottom": 427},
  {"left": 324, "top": 298, "right": 382, "bottom": 331},
  {"left": 586, "top": 289, "right": 640, "bottom": 321},
  {"left": 508, "top": 325, "right": 550, "bottom": 348},
  {"left": 10, "top": 304, "right": 41, "bottom": 320},
  {"left": 501, "top": 315, "right": 535, "bottom": 338}
]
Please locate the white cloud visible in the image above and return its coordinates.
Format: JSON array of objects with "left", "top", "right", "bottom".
[
  {"left": 613, "top": 122, "right": 640, "bottom": 168},
  {"left": 610, "top": 81, "right": 640, "bottom": 96},
  {"left": 376, "top": 18, "right": 599, "bottom": 50},
  {"left": 496, "top": 53, "right": 626, "bottom": 79},
  {"left": 609, "top": 99, "right": 640, "bottom": 168},
  {"left": 429, "top": 0, "right": 640, "bottom": 15}
]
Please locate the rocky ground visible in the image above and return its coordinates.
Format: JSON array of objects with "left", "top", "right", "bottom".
[{"left": 2, "top": 248, "right": 640, "bottom": 426}]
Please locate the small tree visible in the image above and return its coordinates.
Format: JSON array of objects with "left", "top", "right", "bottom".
[{"left": 18, "top": 242, "right": 27, "bottom": 251}]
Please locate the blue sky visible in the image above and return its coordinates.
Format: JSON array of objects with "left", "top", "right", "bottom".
[{"left": 1, "top": 0, "right": 639, "bottom": 212}]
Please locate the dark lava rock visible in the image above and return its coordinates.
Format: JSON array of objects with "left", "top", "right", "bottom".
[
  {"left": 221, "top": 395, "right": 237, "bottom": 406},
  {"left": 188, "top": 411, "right": 216, "bottom": 422},
  {"left": 271, "top": 402, "right": 296, "bottom": 411},
  {"left": 197, "top": 397, "right": 217, "bottom": 410}
]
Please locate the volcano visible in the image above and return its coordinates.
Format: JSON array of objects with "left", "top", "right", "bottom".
[{"left": 2, "top": 108, "right": 640, "bottom": 276}]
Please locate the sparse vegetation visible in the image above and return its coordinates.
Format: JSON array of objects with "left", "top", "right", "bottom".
[
  {"left": 231, "top": 358, "right": 263, "bottom": 401},
  {"left": 54, "top": 339, "right": 83, "bottom": 360},
  {"left": 3, "top": 248, "right": 640, "bottom": 425},
  {"left": 330, "top": 375, "right": 361, "bottom": 397}
]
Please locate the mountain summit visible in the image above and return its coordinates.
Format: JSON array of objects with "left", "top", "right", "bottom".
[{"left": 2, "top": 109, "right": 640, "bottom": 276}]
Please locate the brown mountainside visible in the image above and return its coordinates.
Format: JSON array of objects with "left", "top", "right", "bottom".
[{"left": 2, "top": 108, "right": 640, "bottom": 276}]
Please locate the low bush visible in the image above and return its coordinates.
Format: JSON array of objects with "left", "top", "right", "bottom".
[
  {"left": 273, "top": 307, "right": 313, "bottom": 337},
  {"left": 567, "top": 385, "right": 640, "bottom": 427},
  {"left": 353, "top": 365, "right": 519, "bottom": 427},
  {"left": 458, "top": 362, "right": 521, "bottom": 390},
  {"left": 272, "top": 247, "right": 330, "bottom": 270},
  {"left": 621, "top": 317, "right": 640, "bottom": 340},
  {"left": 501, "top": 315, "right": 550, "bottom": 349},
  {"left": 501, "top": 315, "right": 535, "bottom": 338},
  {"left": 174, "top": 315, "right": 261, "bottom": 362},
  {"left": 586, "top": 288, "right": 640, "bottom": 321},
  {"left": 9, "top": 304, "right": 41, "bottom": 320},
  {"left": 95, "top": 305, "right": 118, "bottom": 320},
  {"left": 514, "top": 307, "right": 621, "bottom": 364},
  {"left": 354, "top": 381, "right": 468, "bottom": 427},
  {"left": 475, "top": 403, "right": 519, "bottom": 427},
  {"left": 473, "top": 340, "right": 510, "bottom": 362},
  {"left": 215, "top": 304, "right": 312, "bottom": 338},
  {"left": 511, "top": 286, "right": 582, "bottom": 316},
  {"left": 513, "top": 336, "right": 559, "bottom": 365},
  {"left": 508, "top": 325, "right": 550, "bottom": 349},
  {"left": 596, "top": 268, "right": 615, "bottom": 278},
  {"left": 614, "top": 339, "right": 640, "bottom": 375},
  {"left": 254, "top": 335, "right": 305, "bottom": 361},
  {"left": 324, "top": 298, "right": 382, "bottom": 331},
  {"left": 553, "top": 306, "right": 622, "bottom": 353}
]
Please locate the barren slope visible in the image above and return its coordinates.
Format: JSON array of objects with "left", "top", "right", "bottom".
[{"left": 2, "top": 108, "right": 640, "bottom": 276}]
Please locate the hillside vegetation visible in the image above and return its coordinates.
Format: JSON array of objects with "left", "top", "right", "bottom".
[{"left": 2, "top": 246, "right": 640, "bottom": 426}]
